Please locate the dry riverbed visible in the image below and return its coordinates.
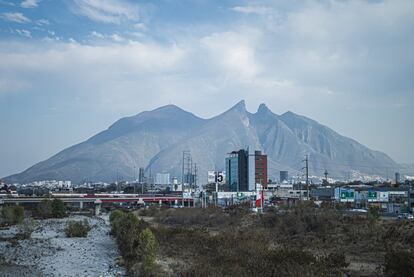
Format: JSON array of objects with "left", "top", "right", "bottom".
[{"left": 0, "top": 215, "right": 125, "bottom": 277}]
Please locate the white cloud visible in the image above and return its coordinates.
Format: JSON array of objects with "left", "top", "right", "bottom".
[
  {"left": 36, "top": 19, "right": 49, "bottom": 26},
  {"left": 91, "top": 31, "right": 105, "bottom": 39},
  {"left": 200, "top": 31, "right": 261, "bottom": 81},
  {"left": 90, "top": 31, "right": 125, "bottom": 42},
  {"left": 1, "top": 12, "right": 31, "bottom": 23},
  {"left": 0, "top": 40, "right": 186, "bottom": 106},
  {"left": 232, "top": 6, "right": 272, "bottom": 15},
  {"left": 73, "top": 0, "right": 140, "bottom": 24},
  {"left": 15, "top": 29, "right": 32, "bottom": 38},
  {"left": 110, "top": 33, "right": 124, "bottom": 42},
  {"left": 21, "top": 0, "right": 38, "bottom": 8},
  {"left": 133, "top": 22, "right": 147, "bottom": 31},
  {"left": 0, "top": 0, "right": 413, "bottom": 115}
]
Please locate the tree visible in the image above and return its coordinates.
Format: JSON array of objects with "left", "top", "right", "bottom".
[
  {"left": 138, "top": 228, "right": 158, "bottom": 275},
  {"left": 116, "top": 213, "right": 143, "bottom": 260},
  {"left": 109, "top": 209, "right": 125, "bottom": 236},
  {"left": 37, "top": 199, "right": 53, "bottom": 218},
  {"left": 368, "top": 206, "right": 380, "bottom": 226},
  {"left": 51, "top": 198, "right": 66, "bottom": 218}
]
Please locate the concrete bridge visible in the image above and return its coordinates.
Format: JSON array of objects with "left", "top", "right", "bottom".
[{"left": 0, "top": 195, "right": 195, "bottom": 215}]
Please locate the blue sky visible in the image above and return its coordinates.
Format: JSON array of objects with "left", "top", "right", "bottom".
[{"left": 0, "top": 0, "right": 413, "bottom": 177}]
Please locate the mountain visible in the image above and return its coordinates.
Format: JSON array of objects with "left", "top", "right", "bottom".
[{"left": 4, "top": 101, "right": 402, "bottom": 184}]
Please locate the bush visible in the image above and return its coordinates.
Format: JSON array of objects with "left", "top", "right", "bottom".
[
  {"left": 384, "top": 250, "right": 414, "bottom": 277},
  {"left": 110, "top": 210, "right": 149, "bottom": 261},
  {"left": 109, "top": 209, "right": 124, "bottom": 235},
  {"left": 16, "top": 218, "right": 37, "bottom": 240},
  {"left": 36, "top": 199, "right": 53, "bottom": 218},
  {"left": 36, "top": 198, "right": 67, "bottom": 218},
  {"left": 51, "top": 198, "right": 66, "bottom": 218},
  {"left": 155, "top": 207, "right": 229, "bottom": 227},
  {"left": 1, "top": 205, "right": 24, "bottom": 225},
  {"left": 368, "top": 206, "right": 380, "bottom": 222},
  {"left": 138, "top": 228, "right": 158, "bottom": 275},
  {"left": 65, "top": 219, "right": 91, "bottom": 237},
  {"left": 110, "top": 210, "right": 157, "bottom": 274}
]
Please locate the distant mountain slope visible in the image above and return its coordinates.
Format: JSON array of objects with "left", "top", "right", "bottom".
[
  {"left": 4, "top": 101, "right": 402, "bottom": 184},
  {"left": 5, "top": 105, "right": 206, "bottom": 183}
]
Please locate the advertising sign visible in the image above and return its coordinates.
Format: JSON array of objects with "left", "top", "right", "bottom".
[
  {"left": 335, "top": 188, "right": 355, "bottom": 202},
  {"left": 207, "top": 171, "right": 225, "bottom": 184}
]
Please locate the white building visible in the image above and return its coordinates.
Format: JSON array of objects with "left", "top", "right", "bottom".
[{"left": 155, "top": 173, "right": 170, "bottom": 185}]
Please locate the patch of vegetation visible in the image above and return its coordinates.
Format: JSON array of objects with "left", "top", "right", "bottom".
[
  {"left": 146, "top": 202, "right": 414, "bottom": 276},
  {"left": 138, "top": 228, "right": 158, "bottom": 276},
  {"left": 155, "top": 207, "right": 230, "bottom": 227},
  {"left": 36, "top": 198, "right": 66, "bottom": 218},
  {"left": 65, "top": 219, "right": 91, "bottom": 237},
  {"left": 109, "top": 202, "right": 414, "bottom": 276},
  {"left": 384, "top": 250, "right": 414, "bottom": 277},
  {"left": 51, "top": 198, "right": 67, "bottom": 218},
  {"left": 110, "top": 210, "right": 159, "bottom": 276},
  {"left": 1, "top": 205, "right": 24, "bottom": 225},
  {"left": 16, "top": 218, "right": 37, "bottom": 240}
]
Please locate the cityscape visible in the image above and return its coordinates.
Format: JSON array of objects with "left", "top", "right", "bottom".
[
  {"left": 2, "top": 147, "right": 414, "bottom": 215},
  {"left": 1, "top": 0, "right": 414, "bottom": 276}
]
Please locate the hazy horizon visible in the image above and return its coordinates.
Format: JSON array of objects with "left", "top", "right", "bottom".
[{"left": 1, "top": 0, "right": 413, "bottom": 178}]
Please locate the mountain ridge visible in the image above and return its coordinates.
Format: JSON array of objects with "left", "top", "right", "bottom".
[{"left": 4, "top": 101, "right": 402, "bottom": 184}]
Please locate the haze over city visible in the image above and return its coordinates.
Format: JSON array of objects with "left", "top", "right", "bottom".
[{"left": 1, "top": 0, "right": 413, "bottom": 179}]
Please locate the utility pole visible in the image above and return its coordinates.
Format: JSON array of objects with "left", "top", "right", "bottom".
[
  {"left": 302, "top": 155, "right": 309, "bottom": 200},
  {"left": 133, "top": 165, "right": 136, "bottom": 181},
  {"left": 133, "top": 165, "right": 136, "bottom": 194},
  {"left": 116, "top": 169, "right": 119, "bottom": 193},
  {"left": 182, "top": 151, "right": 185, "bottom": 189},
  {"left": 194, "top": 163, "right": 197, "bottom": 192}
]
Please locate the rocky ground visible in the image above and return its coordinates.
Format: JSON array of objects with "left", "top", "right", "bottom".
[{"left": 0, "top": 215, "right": 125, "bottom": 276}]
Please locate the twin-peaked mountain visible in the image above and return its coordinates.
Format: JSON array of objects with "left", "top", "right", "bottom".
[{"left": 5, "top": 101, "right": 399, "bottom": 184}]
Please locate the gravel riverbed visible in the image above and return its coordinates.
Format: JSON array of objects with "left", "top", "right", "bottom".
[{"left": 0, "top": 215, "right": 125, "bottom": 276}]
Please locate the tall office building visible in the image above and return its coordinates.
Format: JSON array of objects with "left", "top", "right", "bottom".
[
  {"left": 226, "top": 149, "right": 249, "bottom": 192},
  {"left": 138, "top": 167, "right": 145, "bottom": 183},
  {"left": 280, "top": 171, "right": 288, "bottom": 183},
  {"left": 254, "top": 151, "right": 268, "bottom": 188},
  {"left": 226, "top": 149, "right": 267, "bottom": 192}
]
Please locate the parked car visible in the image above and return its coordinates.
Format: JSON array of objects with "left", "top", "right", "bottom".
[
  {"left": 397, "top": 213, "right": 413, "bottom": 220},
  {"left": 349, "top": 208, "right": 368, "bottom": 213}
]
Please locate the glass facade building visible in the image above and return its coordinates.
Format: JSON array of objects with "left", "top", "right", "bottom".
[{"left": 225, "top": 149, "right": 249, "bottom": 192}]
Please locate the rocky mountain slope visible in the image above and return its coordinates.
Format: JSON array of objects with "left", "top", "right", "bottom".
[{"left": 5, "top": 101, "right": 401, "bottom": 184}]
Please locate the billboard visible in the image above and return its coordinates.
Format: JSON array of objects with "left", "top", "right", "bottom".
[
  {"left": 378, "top": 191, "right": 389, "bottom": 202},
  {"left": 207, "top": 171, "right": 225, "bottom": 184},
  {"left": 367, "top": 191, "right": 377, "bottom": 202},
  {"left": 335, "top": 188, "right": 355, "bottom": 202}
]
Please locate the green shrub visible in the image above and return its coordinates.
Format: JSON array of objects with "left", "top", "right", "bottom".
[
  {"left": 36, "top": 199, "right": 53, "bottom": 218},
  {"left": 138, "top": 228, "right": 158, "bottom": 275},
  {"left": 368, "top": 206, "right": 380, "bottom": 222},
  {"left": 109, "top": 209, "right": 124, "bottom": 235},
  {"left": 1, "top": 205, "right": 24, "bottom": 225},
  {"left": 51, "top": 198, "right": 66, "bottom": 218},
  {"left": 65, "top": 219, "right": 91, "bottom": 237},
  {"left": 36, "top": 198, "right": 67, "bottom": 218}
]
